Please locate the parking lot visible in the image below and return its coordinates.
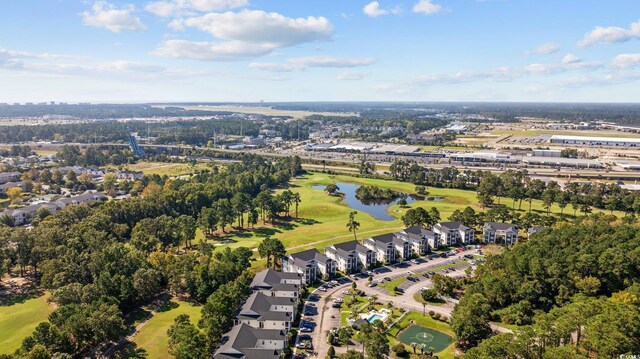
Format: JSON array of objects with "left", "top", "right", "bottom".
[{"left": 294, "top": 247, "right": 481, "bottom": 358}]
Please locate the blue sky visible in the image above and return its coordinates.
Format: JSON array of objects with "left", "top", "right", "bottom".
[{"left": 1, "top": 0, "right": 639, "bottom": 102}]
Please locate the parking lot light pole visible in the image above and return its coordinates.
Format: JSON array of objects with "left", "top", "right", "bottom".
[{"left": 422, "top": 303, "right": 426, "bottom": 316}]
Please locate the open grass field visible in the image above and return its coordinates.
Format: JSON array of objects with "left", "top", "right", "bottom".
[
  {"left": 200, "top": 171, "right": 619, "bottom": 260},
  {"left": 120, "top": 162, "right": 213, "bottom": 177},
  {"left": 387, "top": 311, "right": 456, "bottom": 359},
  {"left": 133, "top": 299, "right": 203, "bottom": 359},
  {"left": 0, "top": 292, "right": 55, "bottom": 355}
]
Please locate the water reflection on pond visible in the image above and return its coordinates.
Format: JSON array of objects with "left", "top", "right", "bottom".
[{"left": 312, "top": 182, "right": 440, "bottom": 221}]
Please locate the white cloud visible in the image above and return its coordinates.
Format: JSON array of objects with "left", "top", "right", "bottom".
[
  {"left": 154, "top": 10, "right": 333, "bottom": 61},
  {"left": 525, "top": 57, "right": 601, "bottom": 74},
  {"left": 145, "top": 0, "right": 248, "bottom": 17},
  {"left": 250, "top": 56, "right": 376, "bottom": 72},
  {"left": 363, "top": 2, "right": 388, "bottom": 17},
  {"left": 153, "top": 39, "right": 276, "bottom": 61},
  {"left": 562, "top": 54, "right": 581, "bottom": 65},
  {"left": 337, "top": 71, "right": 367, "bottom": 81},
  {"left": 612, "top": 53, "right": 640, "bottom": 69},
  {"left": 180, "top": 10, "right": 332, "bottom": 46},
  {"left": 81, "top": 1, "right": 147, "bottom": 33},
  {"left": 532, "top": 42, "right": 560, "bottom": 55},
  {"left": 412, "top": 0, "right": 442, "bottom": 15},
  {"left": 578, "top": 20, "right": 640, "bottom": 47}
]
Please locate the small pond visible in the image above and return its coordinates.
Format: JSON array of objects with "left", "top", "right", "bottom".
[
  {"left": 398, "top": 325, "right": 452, "bottom": 353},
  {"left": 312, "top": 182, "right": 431, "bottom": 221}
]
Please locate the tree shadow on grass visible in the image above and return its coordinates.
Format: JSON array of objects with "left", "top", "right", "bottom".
[
  {"left": 0, "top": 287, "right": 44, "bottom": 307},
  {"left": 112, "top": 342, "right": 148, "bottom": 359},
  {"left": 295, "top": 218, "right": 321, "bottom": 226},
  {"left": 157, "top": 300, "right": 179, "bottom": 313},
  {"left": 124, "top": 308, "right": 152, "bottom": 326},
  {"left": 254, "top": 227, "right": 282, "bottom": 237}
]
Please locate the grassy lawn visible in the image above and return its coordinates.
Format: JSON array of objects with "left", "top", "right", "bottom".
[
  {"left": 190, "top": 171, "right": 616, "bottom": 266},
  {"left": 119, "top": 162, "right": 213, "bottom": 177},
  {"left": 133, "top": 299, "right": 203, "bottom": 359},
  {"left": 378, "top": 276, "right": 408, "bottom": 294},
  {"left": 0, "top": 292, "right": 55, "bottom": 355},
  {"left": 490, "top": 321, "right": 521, "bottom": 331},
  {"left": 413, "top": 293, "right": 445, "bottom": 306},
  {"left": 387, "top": 311, "right": 456, "bottom": 359}
]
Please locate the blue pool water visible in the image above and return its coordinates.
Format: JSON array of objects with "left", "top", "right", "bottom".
[{"left": 367, "top": 314, "right": 383, "bottom": 323}]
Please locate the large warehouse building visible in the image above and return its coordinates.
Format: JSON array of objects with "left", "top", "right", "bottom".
[{"left": 549, "top": 135, "right": 640, "bottom": 147}]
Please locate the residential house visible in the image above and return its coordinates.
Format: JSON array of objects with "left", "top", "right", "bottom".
[
  {"left": 363, "top": 233, "right": 412, "bottom": 264},
  {"left": 433, "top": 221, "right": 475, "bottom": 246},
  {"left": 1, "top": 203, "right": 60, "bottom": 225},
  {"left": 250, "top": 269, "right": 303, "bottom": 298},
  {"left": 214, "top": 324, "right": 286, "bottom": 359},
  {"left": 325, "top": 240, "right": 375, "bottom": 273},
  {"left": 483, "top": 222, "right": 519, "bottom": 245},
  {"left": 55, "top": 192, "right": 106, "bottom": 208},
  {"left": 282, "top": 249, "right": 336, "bottom": 284},
  {"left": 0, "top": 172, "right": 21, "bottom": 184},
  {"left": 0, "top": 181, "right": 28, "bottom": 195},
  {"left": 396, "top": 226, "right": 440, "bottom": 254},
  {"left": 235, "top": 292, "right": 297, "bottom": 330}
]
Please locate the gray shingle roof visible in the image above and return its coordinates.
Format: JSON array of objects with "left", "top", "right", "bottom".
[
  {"left": 250, "top": 269, "right": 301, "bottom": 292},
  {"left": 237, "top": 292, "right": 295, "bottom": 321},
  {"left": 436, "top": 221, "right": 470, "bottom": 231},
  {"left": 484, "top": 222, "right": 518, "bottom": 231},
  {"left": 214, "top": 324, "right": 284, "bottom": 359}
]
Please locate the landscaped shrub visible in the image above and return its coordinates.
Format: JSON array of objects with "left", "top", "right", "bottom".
[{"left": 392, "top": 343, "right": 407, "bottom": 356}]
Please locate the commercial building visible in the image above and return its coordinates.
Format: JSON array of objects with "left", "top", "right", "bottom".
[
  {"left": 549, "top": 135, "right": 640, "bottom": 147},
  {"left": 532, "top": 149, "right": 562, "bottom": 157},
  {"left": 523, "top": 156, "right": 602, "bottom": 169},
  {"left": 449, "top": 152, "right": 518, "bottom": 163}
]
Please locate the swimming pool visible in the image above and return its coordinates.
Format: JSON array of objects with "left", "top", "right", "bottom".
[{"left": 367, "top": 314, "right": 383, "bottom": 323}]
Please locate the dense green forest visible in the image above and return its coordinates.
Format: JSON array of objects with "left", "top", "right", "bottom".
[
  {"left": 0, "top": 155, "right": 303, "bottom": 358},
  {"left": 452, "top": 215, "right": 640, "bottom": 357}
]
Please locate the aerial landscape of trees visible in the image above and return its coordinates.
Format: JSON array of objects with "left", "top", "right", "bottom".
[
  {"left": 0, "top": 154, "right": 303, "bottom": 358},
  {"left": 452, "top": 214, "right": 640, "bottom": 357}
]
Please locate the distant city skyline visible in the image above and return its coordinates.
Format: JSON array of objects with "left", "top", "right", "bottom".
[{"left": 1, "top": 0, "right": 639, "bottom": 103}]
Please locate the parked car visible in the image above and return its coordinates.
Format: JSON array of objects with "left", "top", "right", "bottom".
[
  {"left": 294, "top": 354, "right": 307, "bottom": 359},
  {"left": 300, "top": 326, "right": 313, "bottom": 332},
  {"left": 367, "top": 282, "right": 377, "bottom": 287}
]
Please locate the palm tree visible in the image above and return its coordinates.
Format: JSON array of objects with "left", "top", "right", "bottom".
[
  {"left": 418, "top": 343, "right": 426, "bottom": 355},
  {"left": 346, "top": 211, "right": 360, "bottom": 240},
  {"left": 292, "top": 192, "right": 301, "bottom": 218},
  {"left": 428, "top": 346, "right": 435, "bottom": 356},
  {"left": 410, "top": 342, "right": 417, "bottom": 354}
]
